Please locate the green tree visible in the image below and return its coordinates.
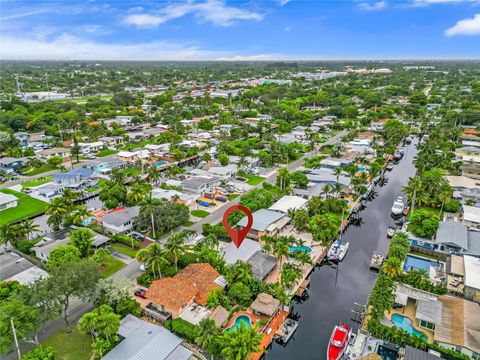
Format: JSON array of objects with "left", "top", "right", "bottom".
[
  {"left": 164, "top": 230, "right": 194, "bottom": 272},
  {"left": 78, "top": 304, "right": 120, "bottom": 342},
  {"left": 20, "top": 220, "right": 40, "bottom": 241},
  {"left": 22, "top": 345, "right": 55, "bottom": 360},
  {"left": 383, "top": 258, "right": 403, "bottom": 279},
  {"left": 408, "top": 209, "right": 439, "bottom": 238},
  {"left": 45, "top": 197, "right": 69, "bottom": 231},
  {"left": 217, "top": 322, "right": 263, "bottom": 360},
  {"left": 69, "top": 228, "right": 94, "bottom": 258},
  {"left": 228, "top": 282, "right": 252, "bottom": 306},
  {"left": 218, "top": 153, "right": 229, "bottom": 166},
  {"left": 47, "top": 245, "right": 81, "bottom": 270},
  {"left": 47, "top": 155, "right": 63, "bottom": 168},
  {"left": 136, "top": 243, "right": 170, "bottom": 279},
  {"left": 194, "top": 318, "right": 221, "bottom": 348},
  {"left": 139, "top": 194, "right": 160, "bottom": 239},
  {"left": 116, "top": 298, "right": 142, "bottom": 318},
  {"left": 402, "top": 176, "right": 422, "bottom": 216}
]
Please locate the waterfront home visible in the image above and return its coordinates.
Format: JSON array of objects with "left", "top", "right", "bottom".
[
  {"left": 101, "top": 206, "right": 139, "bottom": 234},
  {"left": 145, "top": 143, "right": 169, "bottom": 156},
  {"left": 463, "top": 255, "right": 480, "bottom": 302},
  {"left": 434, "top": 220, "right": 480, "bottom": 256},
  {"left": 445, "top": 176, "right": 479, "bottom": 198},
  {"left": 0, "top": 252, "right": 48, "bottom": 285},
  {"left": 33, "top": 226, "right": 109, "bottom": 261},
  {"left": 52, "top": 167, "right": 94, "bottom": 185},
  {"left": 269, "top": 195, "right": 308, "bottom": 214},
  {"left": 117, "top": 150, "right": 149, "bottom": 163},
  {"left": 237, "top": 208, "right": 290, "bottom": 240},
  {"left": 0, "top": 157, "right": 29, "bottom": 173},
  {"left": 37, "top": 147, "right": 71, "bottom": 161},
  {"left": 76, "top": 141, "right": 104, "bottom": 155},
  {"left": 434, "top": 295, "right": 480, "bottom": 359},
  {"left": 101, "top": 315, "right": 192, "bottom": 360},
  {"left": 305, "top": 167, "right": 351, "bottom": 187},
  {"left": 462, "top": 205, "right": 480, "bottom": 229},
  {"left": 461, "top": 163, "right": 480, "bottom": 181},
  {"left": 319, "top": 158, "right": 351, "bottom": 169},
  {"left": 207, "top": 165, "right": 238, "bottom": 180},
  {"left": 0, "top": 192, "right": 18, "bottom": 211},
  {"left": 250, "top": 293, "right": 281, "bottom": 318},
  {"left": 146, "top": 263, "right": 224, "bottom": 319},
  {"left": 221, "top": 239, "right": 277, "bottom": 281},
  {"left": 293, "top": 183, "right": 326, "bottom": 199},
  {"left": 456, "top": 146, "right": 480, "bottom": 164},
  {"left": 180, "top": 176, "right": 222, "bottom": 195}
]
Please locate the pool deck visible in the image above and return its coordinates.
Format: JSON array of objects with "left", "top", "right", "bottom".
[{"left": 386, "top": 299, "right": 434, "bottom": 343}]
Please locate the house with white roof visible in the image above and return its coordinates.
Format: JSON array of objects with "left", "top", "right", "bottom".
[
  {"left": 464, "top": 255, "right": 480, "bottom": 302},
  {"left": 76, "top": 141, "right": 104, "bottom": 154},
  {"left": 237, "top": 209, "right": 290, "bottom": 240},
  {"left": 207, "top": 165, "right": 238, "bottom": 180},
  {"left": 151, "top": 188, "right": 196, "bottom": 206},
  {"left": 101, "top": 207, "right": 140, "bottom": 234},
  {"left": 0, "top": 192, "right": 18, "bottom": 211},
  {"left": 463, "top": 205, "right": 480, "bottom": 229},
  {"left": 268, "top": 195, "right": 308, "bottom": 214}
]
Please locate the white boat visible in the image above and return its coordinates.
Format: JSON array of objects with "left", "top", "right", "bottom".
[
  {"left": 391, "top": 195, "right": 405, "bottom": 216},
  {"left": 327, "top": 239, "right": 349, "bottom": 261},
  {"left": 387, "top": 226, "right": 396, "bottom": 238},
  {"left": 405, "top": 136, "right": 412, "bottom": 144}
]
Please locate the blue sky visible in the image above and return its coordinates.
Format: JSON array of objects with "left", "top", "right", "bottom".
[{"left": 1, "top": 0, "right": 479, "bottom": 60}]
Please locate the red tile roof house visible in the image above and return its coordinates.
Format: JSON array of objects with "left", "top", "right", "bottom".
[{"left": 146, "top": 263, "right": 222, "bottom": 318}]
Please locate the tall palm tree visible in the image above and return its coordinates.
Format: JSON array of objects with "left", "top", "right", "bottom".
[
  {"left": 382, "top": 258, "right": 403, "bottom": 279},
  {"left": 139, "top": 194, "right": 160, "bottom": 239},
  {"left": 0, "top": 224, "right": 21, "bottom": 247},
  {"left": 194, "top": 318, "right": 220, "bottom": 348},
  {"left": 127, "top": 182, "right": 149, "bottom": 205},
  {"left": 402, "top": 176, "right": 422, "bottom": 216},
  {"left": 277, "top": 167, "right": 291, "bottom": 192},
  {"left": 20, "top": 219, "right": 40, "bottom": 241},
  {"left": 110, "top": 168, "right": 126, "bottom": 185},
  {"left": 71, "top": 204, "right": 93, "bottom": 226},
  {"left": 164, "top": 231, "right": 192, "bottom": 272},
  {"left": 46, "top": 197, "right": 69, "bottom": 231},
  {"left": 322, "top": 184, "right": 332, "bottom": 199},
  {"left": 438, "top": 185, "right": 452, "bottom": 218},
  {"left": 136, "top": 243, "right": 169, "bottom": 279},
  {"left": 61, "top": 188, "right": 78, "bottom": 210}
]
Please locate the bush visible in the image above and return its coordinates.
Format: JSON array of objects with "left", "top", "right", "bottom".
[
  {"left": 111, "top": 234, "right": 140, "bottom": 249},
  {"left": 202, "top": 223, "right": 229, "bottom": 239},
  {"left": 116, "top": 298, "right": 142, "bottom": 317},
  {"left": 228, "top": 282, "right": 252, "bottom": 306},
  {"left": 408, "top": 209, "right": 439, "bottom": 238},
  {"left": 16, "top": 240, "right": 36, "bottom": 255},
  {"left": 443, "top": 199, "right": 461, "bottom": 213},
  {"left": 178, "top": 252, "right": 198, "bottom": 269},
  {"left": 22, "top": 345, "right": 55, "bottom": 360},
  {"left": 171, "top": 318, "right": 197, "bottom": 341},
  {"left": 136, "top": 273, "right": 153, "bottom": 287}
]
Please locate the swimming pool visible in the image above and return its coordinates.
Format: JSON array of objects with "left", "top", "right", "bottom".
[
  {"left": 403, "top": 254, "right": 443, "bottom": 273},
  {"left": 227, "top": 315, "right": 253, "bottom": 331},
  {"left": 155, "top": 161, "right": 168, "bottom": 167},
  {"left": 358, "top": 167, "right": 366, "bottom": 173},
  {"left": 391, "top": 314, "right": 427, "bottom": 339},
  {"left": 290, "top": 246, "right": 313, "bottom": 254}
]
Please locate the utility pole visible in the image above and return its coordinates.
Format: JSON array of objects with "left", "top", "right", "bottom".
[{"left": 11, "top": 317, "right": 21, "bottom": 359}]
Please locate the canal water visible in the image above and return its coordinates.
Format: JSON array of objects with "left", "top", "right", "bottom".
[{"left": 266, "top": 140, "right": 418, "bottom": 360}]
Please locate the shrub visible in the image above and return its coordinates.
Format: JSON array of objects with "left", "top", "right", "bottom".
[
  {"left": 443, "top": 199, "right": 461, "bottom": 213},
  {"left": 22, "top": 345, "right": 55, "bottom": 360},
  {"left": 111, "top": 234, "right": 140, "bottom": 249},
  {"left": 171, "top": 318, "right": 197, "bottom": 341},
  {"left": 116, "top": 298, "right": 142, "bottom": 317},
  {"left": 16, "top": 240, "right": 36, "bottom": 255},
  {"left": 136, "top": 273, "right": 153, "bottom": 287},
  {"left": 408, "top": 209, "right": 439, "bottom": 238},
  {"left": 228, "top": 282, "right": 252, "bottom": 306}
]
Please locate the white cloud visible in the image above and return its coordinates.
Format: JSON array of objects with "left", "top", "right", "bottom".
[
  {"left": 124, "top": 0, "right": 264, "bottom": 27},
  {"left": 412, "top": 0, "right": 476, "bottom": 6},
  {"left": 357, "top": 1, "right": 387, "bottom": 11},
  {"left": 445, "top": 13, "right": 480, "bottom": 36},
  {"left": 0, "top": 8, "right": 51, "bottom": 20},
  {"left": 217, "top": 54, "right": 291, "bottom": 61},
  {"left": 279, "top": 0, "right": 291, "bottom": 5}
]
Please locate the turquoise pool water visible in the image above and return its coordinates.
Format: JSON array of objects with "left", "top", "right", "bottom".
[
  {"left": 391, "top": 314, "right": 427, "bottom": 339},
  {"left": 290, "top": 246, "right": 313, "bottom": 254},
  {"left": 358, "top": 167, "right": 366, "bottom": 173},
  {"left": 227, "top": 315, "right": 252, "bottom": 331},
  {"left": 403, "top": 254, "right": 443, "bottom": 273},
  {"left": 155, "top": 161, "right": 167, "bottom": 167}
]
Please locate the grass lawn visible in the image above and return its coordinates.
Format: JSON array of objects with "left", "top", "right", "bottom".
[
  {"left": 22, "top": 176, "right": 52, "bottom": 188},
  {"left": 25, "top": 164, "right": 56, "bottom": 176},
  {"left": 121, "top": 139, "right": 154, "bottom": 150},
  {"left": 184, "top": 220, "right": 195, "bottom": 227},
  {"left": 0, "top": 189, "right": 48, "bottom": 225},
  {"left": 244, "top": 174, "right": 265, "bottom": 186},
  {"left": 42, "top": 327, "right": 92, "bottom": 360},
  {"left": 111, "top": 242, "right": 138, "bottom": 258},
  {"left": 227, "top": 194, "right": 240, "bottom": 201},
  {"left": 86, "top": 187, "right": 99, "bottom": 192},
  {"left": 96, "top": 148, "right": 118, "bottom": 157},
  {"left": 100, "top": 254, "right": 126, "bottom": 278},
  {"left": 191, "top": 209, "right": 210, "bottom": 218}
]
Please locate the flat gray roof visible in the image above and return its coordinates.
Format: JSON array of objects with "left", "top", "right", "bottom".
[
  {"left": 247, "top": 251, "right": 278, "bottom": 280},
  {"left": 416, "top": 299, "right": 443, "bottom": 324},
  {"left": 102, "top": 207, "right": 139, "bottom": 226},
  {"left": 237, "top": 209, "right": 286, "bottom": 231},
  {"left": 0, "top": 252, "right": 34, "bottom": 280},
  {"left": 435, "top": 221, "right": 468, "bottom": 250},
  {"left": 221, "top": 239, "right": 262, "bottom": 265}
]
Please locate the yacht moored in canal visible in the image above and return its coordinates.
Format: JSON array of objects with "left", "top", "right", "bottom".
[
  {"left": 370, "top": 252, "right": 385, "bottom": 271},
  {"left": 391, "top": 195, "right": 405, "bottom": 216},
  {"left": 386, "top": 226, "right": 395, "bottom": 238},
  {"left": 327, "top": 323, "right": 352, "bottom": 360},
  {"left": 327, "top": 239, "right": 349, "bottom": 262}
]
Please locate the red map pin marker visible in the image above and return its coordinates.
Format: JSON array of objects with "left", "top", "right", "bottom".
[{"left": 222, "top": 205, "right": 253, "bottom": 248}]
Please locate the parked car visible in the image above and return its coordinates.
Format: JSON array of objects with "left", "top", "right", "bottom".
[
  {"left": 131, "top": 232, "right": 145, "bottom": 241},
  {"left": 215, "top": 196, "right": 227, "bottom": 202},
  {"left": 197, "top": 200, "right": 212, "bottom": 207},
  {"left": 134, "top": 289, "right": 147, "bottom": 298},
  {"left": 204, "top": 193, "right": 214, "bottom": 199}
]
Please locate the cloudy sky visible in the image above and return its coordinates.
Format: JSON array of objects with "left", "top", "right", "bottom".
[{"left": 1, "top": 0, "right": 479, "bottom": 60}]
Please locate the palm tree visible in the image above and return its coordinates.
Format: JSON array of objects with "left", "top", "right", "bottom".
[
  {"left": 402, "top": 176, "right": 422, "bottom": 216},
  {"left": 194, "top": 318, "right": 221, "bottom": 348},
  {"left": 277, "top": 167, "right": 291, "bottom": 192},
  {"left": 0, "top": 224, "right": 22, "bottom": 247},
  {"left": 61, "top": 188, "right": 78, "bottom": 210},
  {"left": 164, "top": 231, "right": 192, "bottom": 272},
  {"left": 382, "top": 258, "right": 403, "bottom": 279},
  {"left": 437, "top": 186, "right": 452, "bottom": 219},
  {"left": 217, "top": 322, "right": 263, "bottom": 360},
  {"left": 322, "top": 184, "right": 332, "bottom": 199},
  {"left": 139, "top": 194, "right": 160, "bottom": 239},
  {"left": 110, "top": 168, "right": 126, "bottom": 185},
  {"left": 71, "top": 204, "right": 93, "bottom": 226},
  {"left": 333, "top": 167, "right": 343, "bottom": 186},
  {"left": 20, "top": 219, "right": 40, "bottom": 241},
  {"left": 46, "top": 197, "right": 69, "bottom": 231},
  {"left": 147, "top": 165, "right": 162, "bottom": 185},
  {"left": 127, "top": 182, "right": 149, "bottom": 205},
  {"left": 136, "top": 243, "right": 169, "bottom": 279}
]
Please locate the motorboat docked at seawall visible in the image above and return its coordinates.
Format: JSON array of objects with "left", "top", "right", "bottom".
[
  {"left": 370, "top": 252, "right": 384, "bottom": 271},
  {"left": 387, "top": 226, "right": 396, "bottom": 238},
  {"left": 327, "top": 323, "right": 352, "bottom": 360},
  {"left": 327, "top": 239, "right": 349, "bottom": 261},
  {"left": 274, "top": 318, "right": 299, "bottom": 345},
  {"left": 391, "top": 195, "right": 405, "bottom": 216}
]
